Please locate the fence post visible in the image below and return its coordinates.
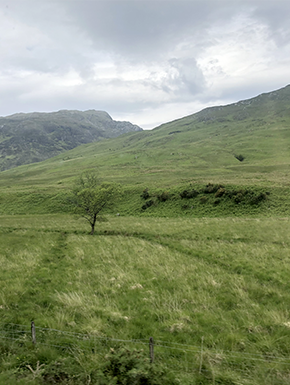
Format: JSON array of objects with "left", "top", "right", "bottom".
[
  {"left": 31, "top": 321, "right": 36, "bottom": 345},
  {"left": 149, "top": 337, "right": 154, "bottom": 363}
]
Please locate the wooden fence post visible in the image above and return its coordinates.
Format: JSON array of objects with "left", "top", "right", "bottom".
[
  {"left": 31, "top": 321, "right": 36, "bottom": 345},
  {"left": 149, "top": 337, "right": 154, "bottom": 363}
]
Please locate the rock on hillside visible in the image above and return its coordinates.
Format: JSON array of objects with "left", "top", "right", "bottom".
[{"left": 0, "top": 110, "right": 142, "bottom": 171}]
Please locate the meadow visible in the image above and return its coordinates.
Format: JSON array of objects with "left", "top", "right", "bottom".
[
  {"left": 1, "top": 87, "right": 290, "bottom": 383},
  {"left": 1, "top": 214, "right": 290, "bottom": 384}
]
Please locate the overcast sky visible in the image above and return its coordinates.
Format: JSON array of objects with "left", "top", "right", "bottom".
[{"left": 1, "top": 0, "right": 289, "bottom": 128}]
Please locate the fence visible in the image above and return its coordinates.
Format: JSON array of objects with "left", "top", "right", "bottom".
[{"left": 1, "top": 322, "right": 290, "bottom": 382}]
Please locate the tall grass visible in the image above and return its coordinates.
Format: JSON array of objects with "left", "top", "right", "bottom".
[{"left": 1, "top": 215, "right": 290, "bottom": 383}]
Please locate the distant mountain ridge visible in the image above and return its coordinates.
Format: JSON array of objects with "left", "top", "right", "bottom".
[
  {"left": 1, "top": 84, "right": 290, "bottom": 177},
  {"left": 154, "top": 84, "right": 290, "bottom": 129},
  {"left": 0, "top": 109, "right": 142, "bottom": 171},
  {"left": 194, "top": 84, "right": 290, "bottom": 122}
]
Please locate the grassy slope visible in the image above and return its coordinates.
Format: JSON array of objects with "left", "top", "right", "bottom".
[
  {"left": 1, "top": 215, "right": 290, "bottom": 384},
  {"left": 1, "top": 86, "right": 290, "bottom": 192},
  {"left": 0, "top": 110, "right": 142, "bottom": 172},
  {"left": 0, "top": 86, "right": 290, "bottom": 217},
  {"left": 1, "top": 86, "right": 290, "bottom": 383}
]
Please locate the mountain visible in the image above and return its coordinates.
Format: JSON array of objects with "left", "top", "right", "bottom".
[
  {"left": 0, "top": 109, "right": 142, "bottom": 171},
  {"left": 1, "top": 84, "right": 290, "bottom": 191}
]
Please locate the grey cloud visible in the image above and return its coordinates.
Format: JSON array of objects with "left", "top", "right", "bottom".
[
  {"left": 168, "top": 57, "right": 205, "bottom": 96},
  {"left": 3, "top": 0, "right": 288, "bottom": 69},
  {"left": 0, "top": 0, "right": 289, "bottom": 128},
  {"left": 253, "top": 5, "right": 290, "bottom": 47},
  {"left": 63, "top": 0, "right": 290, "bottom": 58},
  {"left": 61, "top": 0, "right": 239, "bottom": 60}
]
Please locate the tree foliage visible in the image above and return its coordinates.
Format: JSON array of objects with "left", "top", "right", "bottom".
[{"left": 72, "top": 172, "right": 120, "bottom": 234}]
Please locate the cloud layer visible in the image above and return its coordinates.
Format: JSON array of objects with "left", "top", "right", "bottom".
[{"left": 1, "top": 0, "right": 289, "bottom": 128}]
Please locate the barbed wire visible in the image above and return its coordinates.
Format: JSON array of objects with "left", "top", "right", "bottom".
[
  {"left": 2, "top": 323, "right": 290, "bottom": 385},
  {"left": 1, "top": 323, "right": 290, "bottom": 366}
]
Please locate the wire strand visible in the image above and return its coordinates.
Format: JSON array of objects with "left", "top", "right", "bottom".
[{"left": 1, "top": 323, "right": 290, "bottom": 365}]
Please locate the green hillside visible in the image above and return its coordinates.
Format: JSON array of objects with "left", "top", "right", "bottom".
[
  {"left": 0, "top": 109, "right": 142, "bottom": 171},
  {"left": 0, "top": 84, "right": 290, "bottom": 217},
  {"left": 1, "top": 85, "right": 290, "bottom": 188},
  {"left": 1, "top": 85, "right": 290, "bottom": 384}
]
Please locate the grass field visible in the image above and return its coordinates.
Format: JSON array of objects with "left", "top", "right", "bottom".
[
  {"left": 1, "top": 87, "right": 290, "bottom": 383},
  {"left": 1, "top": 214, "right": 290, "bottom": 384}
]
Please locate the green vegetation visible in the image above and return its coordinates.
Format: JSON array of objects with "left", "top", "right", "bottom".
[
  {"left": 1, "top": 85, "right": 290, "bottom": 383},
  {"left": 1, "top": 86, "right": 290, "bottom": 193},
  {"left": 1, "top": 215, "right": 290, "bottom": 383},
  {"left": 70, "top": 172, "right": 121, "bottom": 234},
  {"left": 0, "top": 109, "right": 141, "bottom": 171}
]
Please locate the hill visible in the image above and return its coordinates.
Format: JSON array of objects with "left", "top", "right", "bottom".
[
  {"left": 1, "top": 87, "right": 290, "bottom": 384},
  {"left": 0, "top": 84, "right": 290, "bottom": 217},
  {"left": 0, "top": 109, "right": 142, "bottom": 171},
  {"left": 1, "top": 84, "right": 290, "bottom": 188}
]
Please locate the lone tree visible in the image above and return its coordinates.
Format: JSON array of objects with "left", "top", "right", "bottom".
[{"left": 71, "top": 172, "right": 120, "bottom": 235}]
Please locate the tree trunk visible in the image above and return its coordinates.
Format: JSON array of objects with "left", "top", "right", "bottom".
[{"left": 90, "top": 215, "right": 97, "bottom": 235}]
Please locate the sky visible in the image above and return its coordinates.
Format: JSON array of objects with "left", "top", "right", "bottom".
[{"left": 0, "top": 0, "right": 289, "bottom": 129}]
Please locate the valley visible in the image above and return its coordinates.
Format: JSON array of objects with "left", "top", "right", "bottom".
[{"left": 1, "top": 85, "right": 290, "bottom": 384}]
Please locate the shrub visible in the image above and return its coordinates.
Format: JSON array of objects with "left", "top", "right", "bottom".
[
  {"left": 157, "top": 191, "right": 170, "bottom": 202},
  {"left": 203, "top": 183, "right": 215, "bottom": 194},
  {"left": 142, "top": 199, "right": 154, "bottom": 210},
  {"left": 227, "top": 189, "right": 247, "bottom": 203},
  {"left": 215, "top": 188, "right": 226, "bottom": 198},
  {"left": 235, "top": 154, "right": 245, "bottom": 162},
  {"left": 250, "top": 193, "right": 267, "bottom": 205},
  {"left": 200, "top": 196, "right": 208, "bottom": 204},
  {"left": 96, "top": 347, "right": 176, "bottom": 385},
  {"left": 180, "top": 189, "right": 199, "bottom": 199},
  {"left": 141, "top": 188, "right": 150, "bottom": 200},
  {"left": 234, "top": 193, "right": 244, "bottom": 204},
  {"left": 203, "top": 183, "right": 223, "bottom": 194}
]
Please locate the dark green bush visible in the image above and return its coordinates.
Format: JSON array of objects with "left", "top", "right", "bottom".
[
  {"left": 180, "top": 189, "right": 199, "bottom": 199},
  {"left": 215, "top": 188, "right": 226, "bottom": 198},
  {"left": 235, "top": 154, "right": 245, "bottom": 162},
  {"left": 96, "top": 347, "right": 176, "bottom": 385},
  {"left": 250, "top": 193, "right": 267, "bottom": 205},
  {"left": 203, "top": 184, "right": 223, "bottom": 194},
  {"left": 234, "top": 193, "right": 244, "bottom": 204},
  {"left": 226, "top": 189, "right": 247, "bottom": 203},
  {"left": 157, "top": 191, "right": 170, "bottom": 202},
  {"left": 200, "top": 196, "right": 208, "bottom": 204},
  {"left": 142, "top": 199, "right": 154, "bottom": 210},
  {"left": 203, "top": 183, "right": 215, "bottom": 194},
  {"left": 141, "top": 188, "right": 150, "bottom": 200}
]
